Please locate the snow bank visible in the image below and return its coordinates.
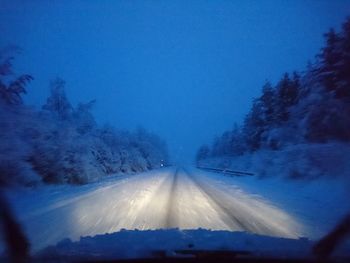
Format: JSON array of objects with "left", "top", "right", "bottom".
[{"left": 198, "top": 142, "right": 350, "bottom": 180}]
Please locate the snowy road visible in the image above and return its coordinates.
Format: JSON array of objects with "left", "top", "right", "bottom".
[{"left": 6, "top": 167, "right": 303, "bottom": 251}]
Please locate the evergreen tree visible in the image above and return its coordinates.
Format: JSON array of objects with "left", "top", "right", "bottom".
[
  {"left": 318, "top": 28, "right": 342, "bottom": 92},
  {"left": 73, "top": 100, "right": 96, "bottom": 134},
  {"left": 336, "top": 18, "right": 350, "bottom": 99},
  {"left": 42, "top": 78, "right": 73, "bottom": 120},
  {"left": 275, "top": 72, "right": 300, "bottom": 123},
  {"left": 242, "top": 99, "right": 265, "bottom": 151},
  {"left": 260, "top": 81, "right": 276, "bottom": 125},
  {"left": 0, "top": 47, "right": 33, "bottom": 105},
  {"left": 196, "top": 145, "right": 210, "bottom": 163},
  {"left": 229, "top": 124, "right": 245, "bottom": 155}
]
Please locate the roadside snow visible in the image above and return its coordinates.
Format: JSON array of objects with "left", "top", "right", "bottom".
[
  {"left": 190, "top": 166, "right": 350, "bottom": 240},
  {"left": 198, "top": 143, "right": 350, "bottom": 180}
]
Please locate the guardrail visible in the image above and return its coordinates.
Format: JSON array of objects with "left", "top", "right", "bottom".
[{"left": 196, "top": 166, "right": 254, "bottom": 176}]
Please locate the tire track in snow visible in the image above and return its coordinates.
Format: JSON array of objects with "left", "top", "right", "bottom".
[
  {"left": 182, "top": 168, "right": 248, "bottom": 231},
  {"left": 165, "top": 168, "right": 179, "bottom": 228},
  {"left": 184, "top": 167, "right": 302, "bottom": 238}
]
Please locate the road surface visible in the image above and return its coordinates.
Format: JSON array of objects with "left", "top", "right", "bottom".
[{"left": 7, "top": 167, "right": 303, "bottom": 251}]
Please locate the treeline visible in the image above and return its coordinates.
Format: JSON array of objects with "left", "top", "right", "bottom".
[
  {"left": 197, "top": 18, "right": 350, "bottom": 162},
  {"left": 0, "top": 48, "right": 169, "bottom": 186}
]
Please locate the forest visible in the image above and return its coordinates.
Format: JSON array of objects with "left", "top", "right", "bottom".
[
  {"left": 197, "top": 18, "right": 350, "bottom": 178},
  {"left": 0, "top": 48, "right": 169, "bottom": 186}
]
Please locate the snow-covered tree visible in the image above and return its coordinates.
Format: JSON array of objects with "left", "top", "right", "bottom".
[
  {"left": 0, "top": 47, "right": 38, "bottom": 186},
  {"left": 0, "top": 47, "right": 33, "bottom": 106},
  {"left": 242, "top": 99, "right": 265, "bottom": 151},
  {"left": 73, "top": 100, "right": 97, "bottom": 134},
  {"left": 275, "top": 73, "right": 299, "bottom": 123},
  {"left": 198, "top": 17, "right": 350, "bottom": 160},
  {"left": 42, "top": 78, "right": 73, "bottom": 120},
  {"left": 196, "top": 145, "right": 210, "bottom": 163}
]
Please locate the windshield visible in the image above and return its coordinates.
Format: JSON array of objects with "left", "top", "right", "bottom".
[{"left": 1, "top": 1, "right": 350, "bottom": 262}]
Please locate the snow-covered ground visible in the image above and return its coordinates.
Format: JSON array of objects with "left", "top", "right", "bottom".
[
  {"left": 2, "top": 165, "right": 350, "bottom": 259},
  {"left": 190, "top": 167, "right": 350, "bottom": 240},
  {"left": 198, "top": 143, "right": 350, "bottom": 180},
  {"left": 197, "top": 142, "right": 350, "bottom": 240}
]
